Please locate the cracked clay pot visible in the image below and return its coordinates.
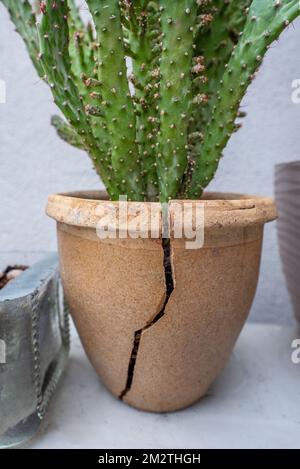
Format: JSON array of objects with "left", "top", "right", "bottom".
[{"left": 46, "top": 191, "right": 276, "bottom": 412}]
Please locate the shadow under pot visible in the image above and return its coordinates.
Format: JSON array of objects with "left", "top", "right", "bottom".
[{"left": 46, "top": 191, "right": 276, "bottom": 413}]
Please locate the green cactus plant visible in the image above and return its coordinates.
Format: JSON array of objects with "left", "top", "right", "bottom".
[{"left": 1, "top": 0, "right": 300, "bottom": 201}]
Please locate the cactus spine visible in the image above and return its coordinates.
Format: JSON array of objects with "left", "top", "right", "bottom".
[
  {"left": 1, "top": 0, "right": 43, "bottom": 76},
  {"left": 156, "top": 1, "right": 197, "bottom": 202},
  {"left": 1, "top": 0, "right": 300, "bottom": 201},
  {"left": 122, "top": 0, "right": 161, "bottom": 201},
  {"left": 188, "top": 0, "right": 300, "bottom": 197},
  {"left": 86, "top": 0, "right": 145, "bottom": 200}
]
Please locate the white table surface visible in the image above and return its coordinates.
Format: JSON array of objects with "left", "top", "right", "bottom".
[{"left": 29, "top": 322, "right": 300, "bottom": 449}]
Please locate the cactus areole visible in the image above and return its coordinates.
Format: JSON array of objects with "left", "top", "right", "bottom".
[{"left": 2, "top": 0, "right": 300, "bottom": 203}]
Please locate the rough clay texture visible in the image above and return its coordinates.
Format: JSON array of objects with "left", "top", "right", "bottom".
[
  {"left": 125, "top": 236, "right": 262, "bottom": 412},
  {"left": 57, "top": 225, "right": 165, "bottom": 398},
  {"left": 47, "top": 192, "right": 276, "bottom": 412}
]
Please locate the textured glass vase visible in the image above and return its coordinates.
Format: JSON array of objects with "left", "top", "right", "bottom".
[{"left": 0, "top": 255, "right": 70, "bottom": 448}]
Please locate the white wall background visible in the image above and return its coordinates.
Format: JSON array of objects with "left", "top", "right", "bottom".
[{"left": 1, "top": 4, "right": 300, "bottom": 324}]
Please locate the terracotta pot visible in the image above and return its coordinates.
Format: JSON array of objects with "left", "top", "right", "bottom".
[
  {"left": 275, "top": 162, "right": 300, "bottom": 323},
  {"left": 46, "top": 191, "right": 276, "bottom": 412}
]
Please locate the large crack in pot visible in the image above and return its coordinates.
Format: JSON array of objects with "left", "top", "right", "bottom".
[{"left": 119, "top": 238, "right": 174, "bottom": 400}]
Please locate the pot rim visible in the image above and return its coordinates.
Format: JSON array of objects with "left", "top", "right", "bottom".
[{"left": 46, "top": 190, "right": 277, "bottom": 232}]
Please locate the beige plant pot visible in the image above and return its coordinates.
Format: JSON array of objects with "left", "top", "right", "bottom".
[{"left": 46, "top": 191, "right": 276, "bottom": 413}]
